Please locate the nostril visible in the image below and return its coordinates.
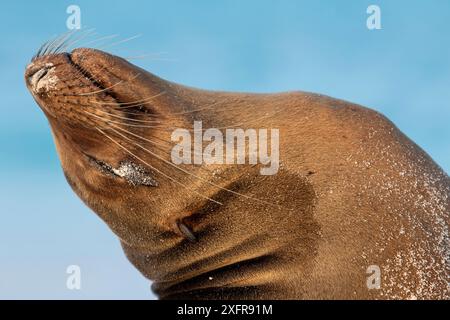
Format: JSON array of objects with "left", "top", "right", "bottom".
[
  {"left": 28, "top": 67, "right": 48, "bottom": 86},
  {"left": 27, "top": 64, "right": 59, "bottom": 93}
]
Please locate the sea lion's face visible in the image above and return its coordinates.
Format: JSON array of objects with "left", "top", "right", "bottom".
[
  {"left": 25, "top": 42, "right": 325, "bottom": 301},
  {"left": 25, "top": 49, "right": 139, "bottom": 155},
  {"left": 24, "top": 48, "right": 197, "bottom": 244},
  {"left": 25, "top": 51, "right": 110, "bottom": 128}
]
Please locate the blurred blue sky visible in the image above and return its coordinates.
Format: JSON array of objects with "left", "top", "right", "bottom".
[{"left": 0, "top": 0, "right": 449, "bottom": 299}]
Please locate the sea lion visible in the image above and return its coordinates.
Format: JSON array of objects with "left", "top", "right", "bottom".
[{"left": 25, "top": 44, "right": 449, "bottom": 299}]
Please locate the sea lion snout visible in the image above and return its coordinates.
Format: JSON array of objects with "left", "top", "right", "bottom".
[
  {"left": 26, "top": 64, "right": 55, "bottom": 93},
  {"left": 69, "top": 48, "right": 171, "bottom": 111},
  {"left": 25, "top": 49, "right": 143, "bottom": 129},
  {"left": 25, "top": 53, "right": 70, "bottom": 95}
]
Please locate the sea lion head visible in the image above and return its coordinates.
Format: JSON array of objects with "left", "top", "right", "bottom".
[
  {"left": 24, "top": 43, "right": 298, "bottom": 246},
  {"left": 25, "top": 47, "right": 212, "bottom": 242}
]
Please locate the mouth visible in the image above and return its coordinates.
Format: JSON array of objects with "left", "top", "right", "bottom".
[{"left": 28, "top": 65, "right": 49, "bottom": 87}]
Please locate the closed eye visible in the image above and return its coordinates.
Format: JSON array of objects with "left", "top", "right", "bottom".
[{"left": 85, "top": 153, "right": 158, "bottom": 187}]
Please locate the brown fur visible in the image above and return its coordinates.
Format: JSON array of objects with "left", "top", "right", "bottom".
[{"left": 25, "top": 48, "right": 449, "bottom": 299}]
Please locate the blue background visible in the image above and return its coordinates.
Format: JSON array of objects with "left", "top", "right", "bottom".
[{"left": 0, "top": 0, "right": 449, "bottom": 299}]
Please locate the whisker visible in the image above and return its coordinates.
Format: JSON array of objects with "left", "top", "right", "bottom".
[
  {"left": 75, "top": 91, "right": 166, "bottom": 107},
  {"left": 84, "top": 108, "right": 249, "bottom": 131},
  {"left": 79, "top": 33, "right": 120, "bottom": 48},
  {"left": 83, "top": 110, "right": 175, "bottom": 130},
  {"left": 116, "top": 110, "right": 161, "bottom": 118},
  {"left": 123, "top": 52, "right": 177, "bottom": 62},
  {"left": 85, "top": 111, "right": 177, "bottom": 157},
  {"left": 96, "top": 127, "right": 222, "bottom": 205},
  {"left": 114, "top": 92, "right": 167, "bottom": 108},
  {"left": 107, "top": 122, "right": 224, "bottom": 160},
  {"left": 34, "top": 40, "right": 49, "bottom": 60},
  {"left": 45, "top": 29, "right": 85, "bottom": 57},
  {"left": 109, "top": 125, "right": 282, "bottom": 209},
  {"left": 75, "top": 75, "right": 137, "bottom": 96},
  {"left": 53, "top": 92, "right": 167, "bottom": 121},
  {"left": 115, "top": 101, "right": 221, "bottom": 117},
  {"left": 35, "top": 33, "right": 63, "bottom": 59},
  {"left": 126, "top": 57, "right": 178, "bottom": 62},
  {"left": 62, "top": 28, "right": 97, "bottom": 53},
  {"left": 91, "top": 112, "right": 200, "bottom": 155},
  {"left": 40, "top": 34, "right": 60, "bottom": 57},
  {"left": 81, "top": 109, "right": 227, "bottom": 161},
  {"left": 110, "top": 100, "right": 222, "bottom": 119},
  {"left": 81, "top": 96, "right": 281, "bottom": 132},
  {"left": 96, "top": 34, "right": 142, "bottom": 50}
]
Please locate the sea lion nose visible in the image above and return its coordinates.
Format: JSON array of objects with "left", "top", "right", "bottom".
[
  {"left": 28, "top": 67, "right": 48, "bottom": 86},
  {"left": 25, "top": 63, "right": 58, "bottom": 94}
]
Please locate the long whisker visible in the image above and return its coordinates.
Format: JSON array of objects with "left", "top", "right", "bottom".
[
  {"left": 123, "top": 52, "right": 177, "bottom": 62},
  {"left": 42, "top": 30, "right": 70, "bottom": 56},
  {"left": 109, "top": 125, "right": 283, "bottom": 209},
  {"left": 87, "top": 111, "right": 179, "bottom": 157},
  {"left": 122, "top": 100, "right": 225, "bottom": 116},
  {"left": 96, "top": 34, "right": 142, "bottom": 50},
  {"left": 84, "top": 96, "right": 283, "bottom": 132},
  {"left": 80, "top": 108, "right": 238, "bottom": 168},
  {"left": 113, "top": 100, "right": 220, "bottom": 115},
  {"left": 40, "top": 34, "right": 60, "bottom": 57},
  {"left": 79, "top": 34, "right": 120, "bottom": 48},
  {"left": 30, "top": 29, "right": 95, "bottom": 60},
  {"left": 51, "top": 29, "right": 79, "bottom": 54},
  {"left": 83, "top": 109, "right": 180, "bottom": 131},
  {"left": 62, "top": 28, "right": 97, "bottom": 53},
  {"left": 84, "top": 109, "right": 212, "bottom": 159},
  {"left": 95, "top": 109, "right": 163, "bottom": 124},
  {"left": 84, "top": 108, "right": 249, "bottom": 131},
  {"left": 96, "top": 117, "right": 207, "bottom": 159},
  {"left": 33, "top": 43, "right": 47, "bottom": 60},
  {"left": 96, "top": 127, "right": 222, "bottom": 205},
  {"left": 75, "top": 73, "right": 140, "bottom": 96},
  {"left": 90, "top": 91, "right": 166, "bottom": 106},
  {"left": 116, "top": 110, "right": 162, "bottom": 118},
  {"left": 107, "top": 100, "right": 221, "bottom": 119},
  {"left": 125, "top": 57, "right": 177, "bottom": 62}
]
